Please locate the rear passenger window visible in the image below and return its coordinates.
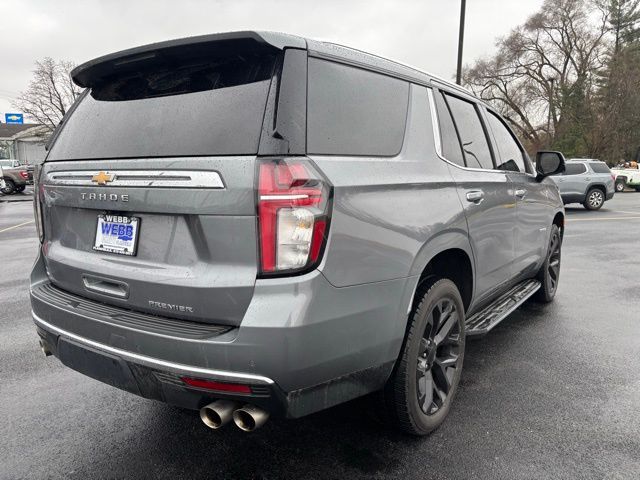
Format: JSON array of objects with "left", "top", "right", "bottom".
[
  {"left": 563, "top": 163, "right": 587, "bottom": 175},
  {"left": 444, "top": 94, "right": 494, "bottom": 170},
  {"left": 589, "top": 162, "right": 611, "bottom": 173},
  {"left": 433, "top": 91, "right": 465, "bottom": 167},
  {"left": 486, "top": 111, "right": 526, "bottom": 173},
  {"left": 307, "top": 58, "right": 409, "bottom": 156}
]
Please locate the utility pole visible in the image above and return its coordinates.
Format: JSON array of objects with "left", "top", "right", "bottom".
[{"left": 456, "top": 0, "right": 467, "bottom": 85}]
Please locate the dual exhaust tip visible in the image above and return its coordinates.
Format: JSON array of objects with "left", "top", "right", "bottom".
[{"left": 199, "top": 400, "right": 269, "bottom": 432}]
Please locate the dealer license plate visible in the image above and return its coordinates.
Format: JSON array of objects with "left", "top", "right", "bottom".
[{"left": 93, "top": 214, "right": 140, "bottom": 256}]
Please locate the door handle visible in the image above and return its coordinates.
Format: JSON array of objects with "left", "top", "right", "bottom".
[
  {"left": 515, "top": 189, "right": 527, "bottom": 199},
  {"left": 466, "top": 190, "right": 485, "bottom": 203}
]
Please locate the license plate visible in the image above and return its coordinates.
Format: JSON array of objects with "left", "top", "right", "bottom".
[{"left": 93, "top": 214, "right": 140, "bottom": 256}]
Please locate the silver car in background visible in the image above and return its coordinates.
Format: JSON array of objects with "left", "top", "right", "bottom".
[{"left": 550, "top": 159, "right": 615, "bottom": 210}]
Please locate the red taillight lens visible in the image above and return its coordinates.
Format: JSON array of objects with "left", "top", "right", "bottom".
[
  {"left": 19, "top": 171, "right": 29, "bottom": 179},
  {"left": 257, "top": 159, "right": 331, "bottom": 275},
  {"left": 180, "top": 377, "right": 252, "bottom": 394}
]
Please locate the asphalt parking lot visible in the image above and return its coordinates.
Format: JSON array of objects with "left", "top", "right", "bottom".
[{"left": 1, "top": 195, "right": 639, "bottom": 480}]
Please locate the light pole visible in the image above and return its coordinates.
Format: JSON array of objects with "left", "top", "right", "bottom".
[{"left": 456, "top": 0, "right": 467, "bottom": 85}]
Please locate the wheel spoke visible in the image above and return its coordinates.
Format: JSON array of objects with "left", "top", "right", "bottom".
[
  {"left": 417, "top": 369, "right": 434, "bottom": 413},
  {"left": 441, "top": 333, "right": 462, "bottom": 346},
  {"left": 432, "top": 359, "right": 452, "bottom": 394},
  {"left": 434, "top": 381, "right": 447, "bottom": 405},
  {"left": 435, "top": 354, "right": 458, "bottom": 370},
  {"left": 434, "top": 312, "right": 458, "bottom": 345}
]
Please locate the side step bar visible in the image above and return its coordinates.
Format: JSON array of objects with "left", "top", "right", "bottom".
[{"left": 465, "top": 279, "right": 541, "bottom": 337}]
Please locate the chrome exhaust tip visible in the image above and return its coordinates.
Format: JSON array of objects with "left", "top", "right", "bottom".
[
  {"left": 199, "top": 400, "right": 239, "bottom": 429},
  {"left": 39, "top": 339, "right": 52, "bottom": 357},
  {"left": 233, "top": 404, "right": 269, "bottom": 432}
]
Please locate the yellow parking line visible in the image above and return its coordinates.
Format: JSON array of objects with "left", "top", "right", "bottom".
[
  {"left": 567, "top": 216, "right": 640, "bottom": 222},
  {"left": 0, "top": 220, "right": 34, "bottom": 233}
]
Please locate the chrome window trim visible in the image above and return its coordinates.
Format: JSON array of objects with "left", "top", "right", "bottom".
[
  {"left": 32, "top": 312, "right": 274, "bottom": 385},
  {"left": 46, "top": 170, "right": 225, "bottom": 188},
  {"left": 428, "top": 87, "right": 528, "bottom": 176}
]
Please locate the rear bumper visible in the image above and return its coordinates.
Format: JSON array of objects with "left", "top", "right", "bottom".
[
  {"left": 30, "top": 251, "right": 413, "bottom": 417},
  {"left": 33, "top": 312, "right": 288, "bottom": 415}
]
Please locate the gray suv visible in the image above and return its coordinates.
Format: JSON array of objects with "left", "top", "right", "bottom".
[
  {"left": 550, "top": 159, "right": 615, "bottom": 210},
  {"left": 30, "top": 32, "right": 565, "bottom": 435}
]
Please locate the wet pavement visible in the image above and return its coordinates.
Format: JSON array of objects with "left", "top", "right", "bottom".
[{"left": 1, "top": 194, "right": 639, "bottom": 479}]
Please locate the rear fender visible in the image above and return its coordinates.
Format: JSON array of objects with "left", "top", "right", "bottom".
[{"left": 405, "top": 229, "right": 475, "bottom": 315}]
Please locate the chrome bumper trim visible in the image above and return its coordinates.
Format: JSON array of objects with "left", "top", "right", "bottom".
[{"left": 32, "top": 311, "right": 274, "bottom": 385}]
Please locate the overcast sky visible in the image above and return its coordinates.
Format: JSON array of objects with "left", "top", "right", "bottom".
[{"left": 0, "top": 0, "right": 544, "bottom": 119}]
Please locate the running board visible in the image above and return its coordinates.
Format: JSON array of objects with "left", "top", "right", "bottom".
[{"left": 465, "top": 279, "right": 541, "bottom": 337}]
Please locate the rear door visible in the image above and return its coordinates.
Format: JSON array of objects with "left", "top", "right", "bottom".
[
  {"left": 433, "top": 88, "right": 516, "bottom": 303},
  {"left": 40, "top": 39, "right": 298, "bottom": 327},
  {"left": 484, "top": 108, "right": 551, "bottom": 277},
  {"left": 559, "top": 163, "right": 589, "bottom": 201}
]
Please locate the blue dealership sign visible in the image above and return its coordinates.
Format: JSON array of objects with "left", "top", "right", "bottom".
[{"left": 5, "top": 113, "right": 24, "bottom": 124}]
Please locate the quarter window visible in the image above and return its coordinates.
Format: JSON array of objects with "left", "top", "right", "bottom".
[
  {"left": 444, "top": 93, "right": 494, "bottom": 170},
  {"left": 307, "top": 58, "right": 409, "bottom": 156},
  {"left": 589, "top": 162, "right": 611, "bottom": 174},
  {"left": 486, "top": 111, "right": 526, "bottom": 173}
]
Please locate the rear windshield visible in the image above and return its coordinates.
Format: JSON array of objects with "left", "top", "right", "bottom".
[
  {"left": 47, "top": 52, "right": 276, "bottom": 160},
  {"left": 589, "top": 162, "right": 611, "bottom": 174}
]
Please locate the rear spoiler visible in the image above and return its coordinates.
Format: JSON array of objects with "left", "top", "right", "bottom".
[{"left": 71, "top": 31, "right": 307, "bottom": 88}]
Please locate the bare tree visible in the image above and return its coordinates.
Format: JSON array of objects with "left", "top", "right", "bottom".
[
  {"left": 464, "top": 0, "right": 609, "bottom": 154},
  {"left": 12, "top": 58, "right": 82, "bottom": 131}
]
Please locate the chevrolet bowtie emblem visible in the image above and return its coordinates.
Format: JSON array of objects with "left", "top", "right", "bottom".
[{"left": 91, "top": 171, "right": 115, "bottom": 185}]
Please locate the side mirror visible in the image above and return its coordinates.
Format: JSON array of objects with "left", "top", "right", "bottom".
[{"left": 535, "top": 151, "right": 566, "bottom": 180}]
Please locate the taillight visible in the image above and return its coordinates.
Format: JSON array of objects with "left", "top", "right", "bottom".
[
  {"left": 257, "top": 158, "right": 331, "bottom": 276},
  {"left": 33, "top": 164, "right": 44, "bottom": 244},
  {"left": 19, "top": 171, "right": 29, "bottom": 179}
]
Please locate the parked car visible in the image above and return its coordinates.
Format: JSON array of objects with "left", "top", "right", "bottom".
[
  {"left": 611, "top": 162, "right": 640, "bottom": 192},
  {"left": 30, "top": 31, "right": 565, "bottom": 436},
  {"left": 0, "top": 159, "right": 33, "bottom": 194},
  {"left": 549, "top": 159, "right": 614, "bottom": 210}
]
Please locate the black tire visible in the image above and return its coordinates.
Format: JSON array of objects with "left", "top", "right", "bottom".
[
  {"left": 15, "top": 185, "right": 26, "bottom": 193},
  {"left": 534, "top": 224, "right": 562, "bottom": 303},
  {"left": 635, "top": 186, "right": 640, "bottom": 192},
  {"left": 382, "top": 278, "right": 465, "bottom": 436},
  {"left": 1, "top": 179, "right": 15, "bottom": 195},
  {"left": 583, "top": 187, "right": 604, "bottom": 210},
  {"left": 615, "top": 179, "right": 626, "bottom": 192}
]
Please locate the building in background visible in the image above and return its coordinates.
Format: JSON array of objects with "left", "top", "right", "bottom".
[{"left": 0, "top": 123, "right": 48, "bottom": 165}]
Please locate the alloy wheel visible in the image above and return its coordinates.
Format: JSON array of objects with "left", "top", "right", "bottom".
[
  {"left": 588, "top": 190, "right": 603, "bottom": 208},
  {"left": 547, "top": 231, "right": 561, "bottom": 294},
  {"left": 416, "top": 298, "right": 462, "bottom": 415}
]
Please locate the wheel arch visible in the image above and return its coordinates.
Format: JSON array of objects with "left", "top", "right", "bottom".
[
  {"left": 407, "top": 231, "right": 475, "bottom": 315},
  {"left": 552, "top": 210, "right": 564, "bottom": 238},
  {"left": 587, "top": 183, "right": 607, "bottom": 195}
]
